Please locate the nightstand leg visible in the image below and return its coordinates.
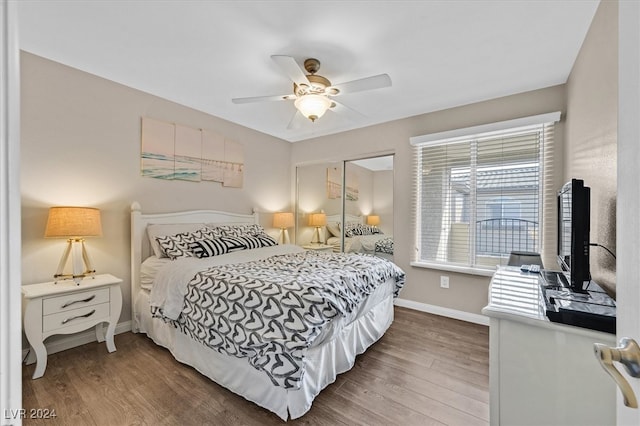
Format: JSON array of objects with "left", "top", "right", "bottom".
[
  {"left": 95, "top": 322, "right": 105, "bottom": 343},
  {"left": 24, "top": 301, "right": 47, "bottom": 379},
  {"left": 28, "top": 341, "right": 47, "bottom": 380},
  {"left": 105, "top": 284, "right": 122, "bottom": 353},
  {"left": 105, "top": 321, "right": 116, "bottom": 353}
]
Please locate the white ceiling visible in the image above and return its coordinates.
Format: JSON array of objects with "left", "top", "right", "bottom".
[
  {"left": 351, "top": 155, "right": 394, "bottom": 172},
  {"left": 17, "top": 1, "right": 599, "bottom": 143}
]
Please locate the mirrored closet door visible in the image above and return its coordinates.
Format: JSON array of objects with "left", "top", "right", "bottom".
[
  {"left": 295, "top": 161, "right": 343, "bottom": 249},
  {"left": 295, "top": 155, "right": 394, "bottom": 261},
  {"left": 343, "top": 155, "right": 394, "bottom": 260}
]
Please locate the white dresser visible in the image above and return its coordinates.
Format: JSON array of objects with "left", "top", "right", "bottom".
[
  {"left": 22, "top": 274, "right": 122, "bottom": 379},
  {"left": 482, "top": 267, "right": 616, "bottom": 426}
]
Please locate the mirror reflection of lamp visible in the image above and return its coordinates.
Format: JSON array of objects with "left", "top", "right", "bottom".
[
  {"left": 308, "top": 212, "right": 327, "bottom": 245},
  {"left": 273, "top": 212, "right": 294, "bottom": 245},
  {"left": 367, "top": 215, "right": 380, "bottom": 231},
  {"left": 44, "top": 206, "right": 102, "bottom": 285}
]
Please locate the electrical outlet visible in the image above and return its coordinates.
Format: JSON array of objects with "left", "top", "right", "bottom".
[{"left": 440, "top": 276, "right": 450, "bottom": 289}]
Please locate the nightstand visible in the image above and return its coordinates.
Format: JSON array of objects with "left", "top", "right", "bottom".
[
  {"left": 22, "top": 273, "right": 123, "bottom": 379},
  {"left": 302, "top": 244, "right": 334, "bottom": 253}
]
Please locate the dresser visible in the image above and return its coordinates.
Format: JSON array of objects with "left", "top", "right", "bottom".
[
  {"left": 22, "top": 274, "right": 123, "bottom": 379},
  {"left": 482, "top": 267, "right": 616, "bottom": 426}
]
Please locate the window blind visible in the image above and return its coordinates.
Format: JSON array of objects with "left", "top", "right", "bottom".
[{"left": 411, "top": 113, "right": 559, "bottom": 270}]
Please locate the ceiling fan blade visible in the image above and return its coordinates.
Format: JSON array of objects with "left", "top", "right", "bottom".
[
  {"left": 231, "top": 94, "right": 295, "bottom": 104},
  {"left": 271, "top": 55, "right": 310, "bottom": 87},
  {"left": 331, "top": 74, "right": 392, "bottom": 95},
  {"left": 330, "top": 100, "right": 366, "bottom": 121},
  {"left": 287, "top": 110, "right": 307, "bottom": 130}
]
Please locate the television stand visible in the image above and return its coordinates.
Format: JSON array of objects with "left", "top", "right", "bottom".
[
  {"left": 483, "top": 267, "right": 615, "bottom": 426},
  {"left": 540, "top": 271, "right": 616, "bottom": 333}
]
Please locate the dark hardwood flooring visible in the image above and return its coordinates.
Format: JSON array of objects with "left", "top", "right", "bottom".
[{"left": 22, "top": 307, "right": 489, "bottom": 425}]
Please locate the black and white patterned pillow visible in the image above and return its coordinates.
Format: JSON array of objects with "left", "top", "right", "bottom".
[
  {"left": 189, "top": 238, "right": 229, "bottom": 258},
  {"left": 207, "top": 224, "right": 266, "bottom": 238},
  {"left": 155, "top": 227, "right": 218, "bottom": 259},
  {"left": 343, "top": 222, "right": 360, "bottom": 237},
  {"left": 344, "top": 222, "right": 381, "bottom": 237},
  {"left": 221, "top": 235, "right": 277, "bottom": 252},
  {"left": 189, "top": 234, "right": 277, "bottom": 258}
]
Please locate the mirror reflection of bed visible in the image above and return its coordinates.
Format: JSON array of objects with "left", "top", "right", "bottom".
[
  {"left": 295, "top": 154, "right": 394, "bottom": 261},
  {"left": 325, "top": 213, "right": 394, "bottom": 261}
]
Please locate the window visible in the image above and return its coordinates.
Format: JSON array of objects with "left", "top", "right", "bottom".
[{"left": 410, "top": 113, "right": 560, "bottom": 271}]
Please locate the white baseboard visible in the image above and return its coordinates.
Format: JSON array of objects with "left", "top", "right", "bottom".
[
  {"left": 22, "top": 321, "right": 132, "bottom": 361},
  {"left": 394, "top": 298, "right": 490, "bottom": 326}
]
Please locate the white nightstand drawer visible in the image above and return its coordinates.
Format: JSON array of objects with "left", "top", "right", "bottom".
[
  {"left": 42, "top": 288, "right": 109, "bottom": 315},
  {"left": 43, "top": 302, "right": 110, "bottom": 333}
]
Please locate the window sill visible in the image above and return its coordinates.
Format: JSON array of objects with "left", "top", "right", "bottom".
[{"left": 410, "top": 261, "right": 496, "bottom": 277}]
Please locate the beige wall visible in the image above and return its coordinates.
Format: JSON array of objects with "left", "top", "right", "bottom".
[
  {"left": 20, "top": 52, "right": 292, "bottom": 322},
  {"left": 565, "top": 0, "right": 618, "bottom": 296},
  {"left": 292, "top": 85, "right": 566, "bottom": 315}
]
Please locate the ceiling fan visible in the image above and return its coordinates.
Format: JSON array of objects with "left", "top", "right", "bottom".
[{"left": 232, "top": 55, "right": 392, "bottom": 128}]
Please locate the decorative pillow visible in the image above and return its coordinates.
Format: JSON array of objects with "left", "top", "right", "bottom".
[
  {"left": 344, "top": 222, "right": 381, "bottom": 237},
  {"left": 221, "top": 235, "right": 277, "bottom": 252},
  {"left": 205, "top": 224, "right": 266, "bottom": 238},
  {"left": 189, "top": 234, "right": 277, "bottom": 258},
  {"left": 325, "top": 222, "right": 341, "bottom": 237},
  {"left": 189, "top": 238, "right": 229, "bottom": 258},
  {"left": 147, "top": 223, "right": 206, "bottom": 258},
  {"left": 155, "top": 227, "right": 218, "bottom": 259},
  {"left": 344, "top": 222, "right": 364, "bottom": 237}
]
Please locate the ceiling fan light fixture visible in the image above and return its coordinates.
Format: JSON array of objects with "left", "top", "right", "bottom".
[{"left": 294, "top": 94, "right": 332, "bottom": 122}]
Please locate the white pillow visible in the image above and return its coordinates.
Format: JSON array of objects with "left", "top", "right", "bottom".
[
  {"left": 326, "top": 222, "right": 341, "bottom": 237},
  {"left": 146, "top": 223, "right": 205, "bottom": 258}
]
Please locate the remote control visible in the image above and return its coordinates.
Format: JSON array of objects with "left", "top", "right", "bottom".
[{"left": 529, "top": 264, "right": 541, "bottom": 273}]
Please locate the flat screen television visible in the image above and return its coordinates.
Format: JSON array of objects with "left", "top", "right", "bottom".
[{"left": 557, "top": 179, "right": 591, "bottom": 292}]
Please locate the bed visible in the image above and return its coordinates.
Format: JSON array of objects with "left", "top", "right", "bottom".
[
  {"left": 130, "top": 202, "right": 404, "bottom": 420},
  {"left": 324, "top": 214, "right": 394, "bottom": 260}
]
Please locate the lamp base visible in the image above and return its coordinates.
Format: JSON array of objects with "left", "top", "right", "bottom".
[
  {"left": 278, "top": 229, "right": 291, "bottom": 245},
  {"left": 54, "top": 239, "right": 97, "bottom": 285},
  {"left": 53, "top": 271, "right": 97, "bottom": 283},
  {"left": 310, "top": 226, "right": 323, "bottom": 245}
]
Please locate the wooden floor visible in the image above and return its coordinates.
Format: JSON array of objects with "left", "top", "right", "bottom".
[{"left": 22, "top": 307, "right": 489, "bottom": 425}]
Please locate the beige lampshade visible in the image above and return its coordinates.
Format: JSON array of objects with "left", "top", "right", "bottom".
[
  {"left": 273, "top": 212, "right": 294, "bottom": 229},
  {"left": 308, "top": 212, "right": 327, "bottom": 227},
  {"left": 367, "top": 215, "right": 380, "bottom": 226},
  {"left": 44, "top": 206, "right": 103, "bottom": 238}
]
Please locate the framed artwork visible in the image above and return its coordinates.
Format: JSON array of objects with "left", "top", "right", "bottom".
[
  {"left": 345, "top": 171, "right": 359, "bottom": 201},
  {"left": 141, "top": 118, "right": 176, "bottom": 180},
  {"left": 141, "top": 117, "right": 244, "bottom": 187},
  {"left": 326, "top": 167, "right": 359, "bottom": 201},
  {"left": 327, "top": 167, "right": 341, "bottom": 199}
]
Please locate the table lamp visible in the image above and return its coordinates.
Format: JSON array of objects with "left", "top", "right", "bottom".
[
  {"left": 273, "top": 212, "right": 294, "bottom": 244},
  {"left": 44, "top": 206, "right": 102, "bottom": 284},
  {"left": 308, "top": 212, "right": 327, "bottom": 245},
  {"left": 367, "top": 215, "right": 380, "bottom": 230}
]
